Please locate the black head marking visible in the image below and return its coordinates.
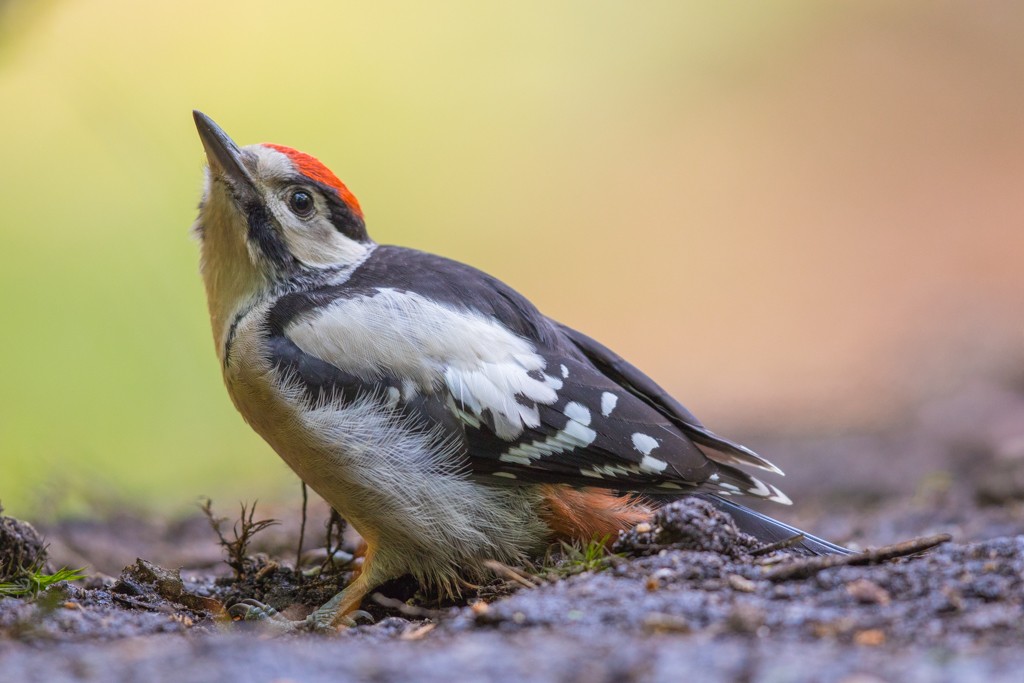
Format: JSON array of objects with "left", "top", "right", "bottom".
[
  {"left": 316, "top": 180, "right": 369, "bottom": 243},
  {"left": 245, "top": 201, "right": 296, "bottom": 270}
]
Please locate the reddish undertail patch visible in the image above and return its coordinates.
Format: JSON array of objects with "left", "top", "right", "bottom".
[
  {"left": 262, "top": 143, "right": 363, "bottom": 218},
  {"left": 539, "top": 485, "right": 651, "bottom": 546}
]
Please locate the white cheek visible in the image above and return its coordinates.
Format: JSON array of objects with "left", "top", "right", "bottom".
[{"left": 272, "top": 201, "right": 370, "bottom": 268}]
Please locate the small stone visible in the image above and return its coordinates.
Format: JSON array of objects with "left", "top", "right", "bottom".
[
  {"left": 400, "top": 623, "right": 436, "bottom": 640},
  {"left": 728, "top": 574, "right": 757, "bottom": 593},
  {"left": 853, "top": 628, "right": 886, "bottom": 646},
  {"left": 725, "top": 603, "right": 766, "bottom": 634},
  {"left": 811, "top": 618, "right": 855, "bottom": 638},
  {"left": 642, "top": 612, "right": 691, "bottom": 634},
  {"left": 846, "top": 579, "right": 891, "bottom": 605}
]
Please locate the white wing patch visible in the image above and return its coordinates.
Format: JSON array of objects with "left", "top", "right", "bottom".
[
  {"left": 445, "top": 363, "right": 563, "bottom": 440},
  {"left": 286, "top": 288, "right": 564, "bottom": 440},
  {"left": 580, "top": 463, "right": 642, "bottom": 479},
  {"left": 600, "top": 391, "right": 618, "bottom": 417},
  {"left": 631, "top": 432, "right": 659, "bottom": 455},
  {"left": 639, "top": 455, "right": 668, "bottom": 474},
  {"left": 500, "top": 400, "right": 597, "bottom": 466},
  {"left": 628, "top": 432, "right": 668, "bottom": 474}
]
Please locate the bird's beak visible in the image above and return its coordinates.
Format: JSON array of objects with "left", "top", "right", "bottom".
[{"left": 193, "top": 110, "right": 258, "bottom": 199}]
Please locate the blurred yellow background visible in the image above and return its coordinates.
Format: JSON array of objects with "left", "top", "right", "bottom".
[{"left": 1, "top": 1, "right": 1021, "bottom": 517}]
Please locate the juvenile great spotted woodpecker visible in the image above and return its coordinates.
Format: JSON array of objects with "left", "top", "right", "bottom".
[{"left": 192, "top": 111, "right": 848, "bottom": 632}]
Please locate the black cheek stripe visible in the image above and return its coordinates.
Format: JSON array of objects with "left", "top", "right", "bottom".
[{"left": 246, "top": 202, "right": 294, "bottom": 269}]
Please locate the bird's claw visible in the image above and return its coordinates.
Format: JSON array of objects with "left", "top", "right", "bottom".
[
  {"left": 228, "top": 598, "right": 374, "bottom": 633},
  {"left": 228, "top": 598, "right": 305, "bottom": 633},
  {"left": 339, "top": 609, "right": 375, "bottom": 627}
]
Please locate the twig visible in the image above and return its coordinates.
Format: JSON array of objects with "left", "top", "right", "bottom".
[
  {"left": 295, "top": 482, "right": 309, "bottom": 583},
  {"left": 763, "top": 533, "right": 952, "bottom": 582},
  {"left": 750, "top": 533, "right": 807, "bottom": 557},
  {"left": 111, "top": 594, "right": 167, "bottom": 613},
  {"left": 483, "top": 560, "right": 539, "bottom": 589},
  {"left": 371, "top": 593, "right": 448, "bottom": 620},
  {"left": 199, "top": 498, "right": 279, "bottom": 579},
  {"left": 320, "top": 508, "right": 347, "bottom": 573}
]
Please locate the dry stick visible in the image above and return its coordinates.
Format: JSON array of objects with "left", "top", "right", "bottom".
[
  {"left": 371, "top": 593, "right": 448, "bottom": 620},
  {"left": 749, "top": 533, "right": 808, "bottom": 557},
  {"left": 320, "top": 508, "right": 348, "bottom": 573},
  {"left": 483, "top": 560, "right": 539, "bottom": 589},
  {"left": 295, "top": 482, "right": 308, "bottom": 583},
  {"left": 763, "top": 533, "right": 952, "bottom": 582},
  {"left": 111, "top": 594, "right": 166, "bottom": 613}
]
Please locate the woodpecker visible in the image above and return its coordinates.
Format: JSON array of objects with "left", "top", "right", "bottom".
[{"left": 192, "top": 111, "right": 848, "bottom": 632}]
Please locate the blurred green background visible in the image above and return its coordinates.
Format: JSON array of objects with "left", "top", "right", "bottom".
[{"left": 1, "top": 1, "right": 1022, "bottom": 518}]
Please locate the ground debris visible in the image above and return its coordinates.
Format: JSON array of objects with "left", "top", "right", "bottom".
[
  {"left": 117, "top": 559, "right": 222, "bottom": 615},
  {"left": 613, "top": 498, "right": 763, "bottom": 559},
  {"left": 845, "top": 578, "right": 891, "bottom": 605},
  {"left": 762, "top": 534, "right": 952, "bottom": 581},
  {"left": 4, "top": 383, "right": 1024, "bottom": 680},
  {"left": 0, "top": 505, "right": 51, "bottom": 582}
]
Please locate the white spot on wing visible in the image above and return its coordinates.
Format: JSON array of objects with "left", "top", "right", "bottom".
[
  {"left": 560, "top": 364, "right": 569, "bottom": 379},
  {"left": 498, "top": 399, "right": 597, "bottom": 463},
  {"left": 639, "top": 454, "right": 668, "bottom": 474},
  {"left": 563, "top": 401, "right": 591, "bottom": 425},
  {"left": 560, "top": 420, "right": 597, "bottom": 447},
  {"left": 600, "top": 392, "right": 618, "bottom": 417},
  {"left": 631, "top": 432, "right": 659, "bottom": 455},
  {"left": 493, "top": 471, "right": 517, "bottom": 479},
  {"left": 499, "top": 453, "right": 532, "bottom": 466},
  {"left": 582, "top": 463, "right": 642, "bottom": 478}
]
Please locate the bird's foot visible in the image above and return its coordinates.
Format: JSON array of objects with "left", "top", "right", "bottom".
[{"left": 228, "top": 598, "right": 373, "bottom": 634}]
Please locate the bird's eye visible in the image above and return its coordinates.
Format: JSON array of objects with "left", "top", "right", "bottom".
[{"left": 288, "top": 190, "right": 315, "bottom": 218}]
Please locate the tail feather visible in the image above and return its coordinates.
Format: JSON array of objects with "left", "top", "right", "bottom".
[
  {"left": 697, "top": 493, "right": 852, "bottom": 556},
  {"left": 683, "top": 424, "right": 785, "bottom": 475},
  {"left": 703, "top": 463, "right": 793, "bottom": 505}
]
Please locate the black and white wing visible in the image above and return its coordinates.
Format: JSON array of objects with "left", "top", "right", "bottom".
[
  {"left": 263, "top": 245, "right": 790, "bottom": 504},
  {"left": 451, "top": 324, "right": 791, "bottom": 504}
]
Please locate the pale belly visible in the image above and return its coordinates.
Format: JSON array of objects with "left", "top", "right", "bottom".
[{"left": 221, "top": 343, "right": 550, "bottom": 586}]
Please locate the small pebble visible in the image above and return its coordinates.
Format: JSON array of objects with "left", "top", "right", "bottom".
[
  {"left": 853, "top": 629, "right": 886, "bottom": 646},
  {"left": 728, "top": 574, "right": 757, "bottom": 593}
]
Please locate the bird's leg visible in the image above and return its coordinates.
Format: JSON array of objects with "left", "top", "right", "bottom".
[
  {"left": 229, "top": 550, "right": 377, "bottom": 634},
  {"left": 308, "top": 572, "right": 376, "bottom": 630}
]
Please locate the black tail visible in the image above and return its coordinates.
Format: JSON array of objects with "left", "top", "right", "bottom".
[{"left": 699, "top": 494, "right": 852, "bottom": 556}]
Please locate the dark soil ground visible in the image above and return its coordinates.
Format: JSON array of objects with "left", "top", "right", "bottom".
[{"left": 2, "top": 378, "right": 1024, "bottom": 682}]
